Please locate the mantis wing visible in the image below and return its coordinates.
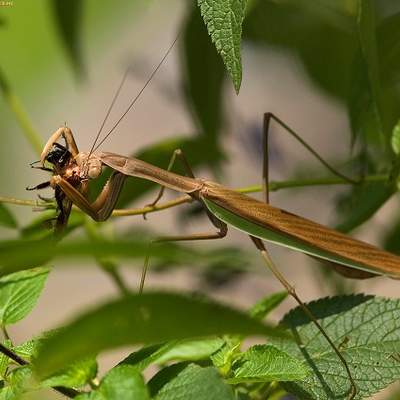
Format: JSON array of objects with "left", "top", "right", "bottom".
[{"left": 201, "top": 182, "right": 400, "bottom": 279}]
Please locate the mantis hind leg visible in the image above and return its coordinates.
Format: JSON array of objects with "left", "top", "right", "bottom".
[
  {"left": 252, "top": 116, "right": 357, "bottom": 398},
  {"left": 262, "top": 112, "right": 359, "bottom": 203}
]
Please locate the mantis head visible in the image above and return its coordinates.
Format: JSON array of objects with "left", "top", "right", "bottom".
[{"left": 75, "top": 152, "right": 102, "bottom": 180}]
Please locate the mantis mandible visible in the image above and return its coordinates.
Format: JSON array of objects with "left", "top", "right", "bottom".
[{"left": 27, "top": 39, "right": 400, "bottom": 400}]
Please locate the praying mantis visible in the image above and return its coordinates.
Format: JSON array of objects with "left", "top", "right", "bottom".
[{"left": 26, "top": 41, "right": 400, "bottom": 400}]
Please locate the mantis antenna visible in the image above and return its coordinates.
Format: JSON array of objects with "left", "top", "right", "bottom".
[{"left": 89, "top": 33, "right": 180, "bottom": 156}]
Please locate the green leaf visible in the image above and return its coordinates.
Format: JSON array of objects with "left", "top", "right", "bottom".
[
  {"left": 121, "top": 338, "right": 225, "bottom": 371},
  {"left": 155, "top": 338, "right": 225, "bottom": 364},
  {"left": 210, "top": 336, "right": 241, "bottom": 373},
  {"left": 249, "top": 291, "right": 288, "bottom": 320},
  {"left": 271, "top": 295, "right": 400, "bottom": 399},
  {"left": 75, "top": 365, "right": 149, "bottom": 400},
  {"left": 34, "top": 291, "right": 286, "bottom": 378},
  {"left": 0, "top": 204, "right": 16, "bottom": 229},
  {"left": 197, "top": 0, "right": 247, "bottom": 93},
  {"left": 229, "top": 344, "right": 308, "bottom": 383},
  {"left": 182, "top": 4, "right": 225, "bottom": 147},
  {"left": 391, "top": 120, "right": 400, "bottom": 155},
  {"left": 41, "top": 357, "right": 97, "bottom": 389},
  {"left": 149, "top": 363, "right": 234, "bottom": 400},
  {"left": 335, "top": 180, "right": 395, "bottom": 233},
  {"left": 243, "top": 1, "right": 358, "bottom": 100},
  {"left": 0, "top": 366, "right": 33, "bottom": 399},
  {"left": 349, "top": 0, "right": 385, "bottom": 144},
  {"left": 50, "top": 0, "right": 84, "bottom": 77},
  {"left": 0, "top": 267, "right": 49, "bottom": 325}
]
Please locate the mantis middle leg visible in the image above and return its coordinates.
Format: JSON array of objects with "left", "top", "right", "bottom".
[{"left": 139, "top": 148, "right": 228, "bottom": 292}]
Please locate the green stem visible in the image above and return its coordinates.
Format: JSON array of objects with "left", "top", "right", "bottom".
[{"left": 0, "top": 68, "right": 43, "bottom": 156}]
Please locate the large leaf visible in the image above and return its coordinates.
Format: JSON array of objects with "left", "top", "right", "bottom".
[
  {"left": 348, "top": 0, "right": 387, "bottom": 146},
  {"left": 243, "top": 1, "right": 358, "bottom": 100},
  {"left": 197, "top": 0, "right": 247, "bottom": 93},
  {"left": 149, "top": 363, "right": 235, "bottom": 400},
  {"left": 75, "top": 365, "right": 149, "bottom": 400},
  {"left": 271, "top": 295, "right": 400, "bottom": 399},
  {"left": 34, "top": 291, "right": 286, "bottom": 378},
  {"left": 229, "top": 344, "right": 308, "bottom": 383},
  {"left": 0, "top": 267, "right": 49, "bottom": 325}
]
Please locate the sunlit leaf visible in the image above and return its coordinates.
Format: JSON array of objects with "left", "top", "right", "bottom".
[
  {"left": 34, "top": 291, "right": 286, "bottom": 378},
  {"left": 41, "top": 357, "right": 97, "bottom": 389},
  {"left": 197, "top": 0, "right": 247, "bottom": 93},
  {"left": 121, "top": 338, "right": 225, "bottom": 371},
  {"left": 75, "top": 365, "right": 149, "bottom": 400},
  {"left": 229, "top": 344, "right": 308, "bottom": 383},
  {"left": 249, "top": 291, "right": 288, "bottom": 320},
  {"left": 183, "top": 4, "right": 225, "bottom": 148},
  {"left": 271, "top": 295, "right": 400, "bottom": 399},
  {"left": 0, "top": 267, "right": 49, "bottom": 326}
]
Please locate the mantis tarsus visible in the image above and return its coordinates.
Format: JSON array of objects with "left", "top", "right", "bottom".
[{"left": 28, "top": 40, "right": 400, "bottom": 400}]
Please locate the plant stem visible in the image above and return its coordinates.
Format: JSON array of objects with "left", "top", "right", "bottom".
[{"left": 0, "top": 68, "right": 43, "bottom": 156}]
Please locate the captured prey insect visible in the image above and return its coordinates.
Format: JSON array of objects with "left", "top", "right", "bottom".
[{"left": 27, "top": 40, "right": 400, "bottom": 400}]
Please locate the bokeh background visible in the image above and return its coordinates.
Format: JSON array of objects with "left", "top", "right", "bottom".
[{"left": 1, "top": 1, "right": 400, "bottom": 398}]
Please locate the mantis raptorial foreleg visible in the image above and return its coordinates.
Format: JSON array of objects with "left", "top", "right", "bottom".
[
  {"left": 251, "top": 113, "right": 357, "bottom": 399},
  {"left": 41, "top": 126, "right": 79, "bottom": 164},
  {"left": 54, "top": 171, "right": 126, "bottom": 221}
]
